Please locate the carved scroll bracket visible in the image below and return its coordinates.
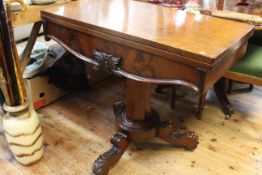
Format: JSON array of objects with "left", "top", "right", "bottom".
[
  {"left": 92, "top": 49, "right": 200, "bottom": 92},
  {"left": 92, "top": 49, "right": 122, "bottom": 76}
]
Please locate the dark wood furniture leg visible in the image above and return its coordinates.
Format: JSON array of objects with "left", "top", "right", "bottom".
[
  {"left": 155, "top": 85, "right": 177, "bottom": 109},
  {"left": 93, "top": 80, "right": 199, "bottom": 175},
  {"left": 227, "top": 80, "right": 254, "bottom": 94},
  {"left": 170, "top": 85, "right": 177, "bottom": 109},
  {"left": 227, "top": 79, "right": 233, "bottom": 94},
  {"left": 155, "top": 84, "right": 170, "bottom": 94},
  {"left": 214, "top": 78, "right": 234, "bottom": 119},
  {"left": 156, "top": 84, "right": 206, "bottom": 120},
  {"left": 196, "top": 91, "right": 207, "bottom": 120}
]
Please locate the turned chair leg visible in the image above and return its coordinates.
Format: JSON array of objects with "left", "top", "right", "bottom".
[
  {"left": 155, "top": 85, "right": 171, "bottom": 94},
  {"left": 196, "top": 91, "right": 207, "bottom": 120},
  {"left": 169, "top": 85, "right": 207, "bottom": 120},
  {"left": 157, "top": 85, "right": 208, "bottom": 120},
  {"left": 214, "top": 78, "right": 234, "bottom": 119},
  {"left": 155, "top": 85, "right": 177, "bottom": 109},
  {"left": 227, "top": 80, "right": 254, "bottom": 94},
  {"left": 170, "top": 85, "right": 177, "bottom": 109},
  {"left": 227, "top": 80, "right": 233, "bottom": 94},
  {"left": 249, "top": 84, "right": 254, "bottom": 91}
]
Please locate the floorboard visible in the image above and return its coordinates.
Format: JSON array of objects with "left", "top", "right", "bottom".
[{"left": 0, "top": 77, "right": 262, "bottom": 175}]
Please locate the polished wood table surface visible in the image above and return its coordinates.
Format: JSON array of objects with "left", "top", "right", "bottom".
[{"left": 41, "top": 0, "right": 254, "bottom": 174}]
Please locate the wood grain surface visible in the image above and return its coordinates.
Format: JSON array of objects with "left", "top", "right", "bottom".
[{"left": 41, "top": 0, "right": 254, "bottom": 66}]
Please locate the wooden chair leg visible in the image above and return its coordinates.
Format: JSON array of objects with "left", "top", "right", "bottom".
[
  {"left": 226, "top": 80, "right": 254, "bottom": 94},
  {"left": 196, "top": 91, "right": 207, "bottom": 120},
  {"left": 214, "top": 78, "right": 234, "bottom": 119},
  {"left": 227, "top": 80, "right": 233, "bottom": 94},
  {"left": 155, "top": 85, "right": 170, "bottom": 94},
  {"left": 170, "top": 85, "right": 177, "bottom": 109},
  {"left": 157, "top": 85, "right": 208, "bottom": 120},
  {"left": 155, "top": 84, "right": 177, "bottom": 109},
  {"left": 249, "top": 84, "right": 254, "bottom": 91}
]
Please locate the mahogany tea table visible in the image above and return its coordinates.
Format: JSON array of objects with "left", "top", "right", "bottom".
[{"left": 41, "top": 0, "right": 254, "bottom": 174}]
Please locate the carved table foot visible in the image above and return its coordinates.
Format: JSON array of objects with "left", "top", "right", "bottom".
[
  {"left": 92, "top": 132, "right": 130, "bottom": 175},
  {"left": 93, "top": 80, "right": 198, "bottom": 175},
  {"left": 157, "top": 121, "right": 199, "bottom": 150}
]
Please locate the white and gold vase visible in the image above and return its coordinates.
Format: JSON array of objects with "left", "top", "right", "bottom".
[{"left": 2, "top": 101, "right": 43, "bottom": 165}]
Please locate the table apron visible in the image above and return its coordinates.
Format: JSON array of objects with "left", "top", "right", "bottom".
[{"left": 42, "top": 20, "right": 248, "bottom": 94}]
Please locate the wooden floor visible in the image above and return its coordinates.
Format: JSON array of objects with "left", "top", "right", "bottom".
[{"left": 0, "top": 77, "right": 262, "bottom": 175}]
